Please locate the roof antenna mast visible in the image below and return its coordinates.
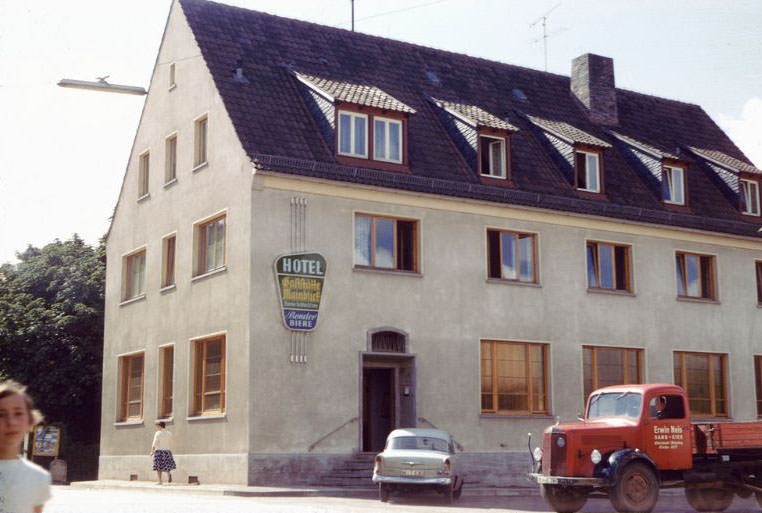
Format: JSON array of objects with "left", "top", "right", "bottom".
[
  {"left": 351, "top": 0, "right": 355, "bottom": 31},
  {"left": 529, "top": 3, "right": 561, "bottom": 72}
]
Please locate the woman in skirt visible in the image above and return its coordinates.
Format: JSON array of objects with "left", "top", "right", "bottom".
[{"left": 151, "top": 421, "right": 176, "bottom": 484}]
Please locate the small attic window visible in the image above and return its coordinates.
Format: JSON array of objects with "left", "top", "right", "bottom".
[
  {"left": 169, "top": 63, "right": 176, "bottom": 90},
  {"left": 479, "top": 135, "right": 506, "bottom": 179},
  {"left": 575, "top": 150, "right": 601, "bottom": 193},
  {"left": 338, "top": 111, "right": 368, "bottom": 159},
  {"left": 662, "top": 165, "right": 685, "bottom": 205},
  {"left": 741, "top": 178, "right": 760, "bottom": 216},
  {"left": 512, "top": 88, "right": 527, "bottom": 102}
]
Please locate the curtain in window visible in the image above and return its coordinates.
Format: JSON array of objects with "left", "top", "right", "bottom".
[{"left": 354, "top": 215, "right": 372, "bottom": 266}]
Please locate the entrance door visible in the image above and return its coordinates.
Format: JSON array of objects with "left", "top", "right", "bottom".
[{"left": 363, "top": 368, "right": 394, "bottom": 453}]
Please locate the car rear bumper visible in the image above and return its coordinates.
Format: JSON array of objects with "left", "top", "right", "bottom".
[
  {"left": 529, "top": 473, "right": 607, "bottom": 487},
  {"left": 372, "top": 474, "right": 453, "bottom": 486}
]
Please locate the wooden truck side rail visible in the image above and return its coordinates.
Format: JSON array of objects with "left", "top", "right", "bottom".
[{"left": 693, "top": 421, "right": 762, "bottom": 455}]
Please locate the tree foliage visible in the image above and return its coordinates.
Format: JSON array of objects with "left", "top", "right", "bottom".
[{"left": 0, "top": 235, "right": 105, "bottom": 446}]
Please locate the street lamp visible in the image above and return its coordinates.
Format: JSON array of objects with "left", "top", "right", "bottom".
[{"left": 57, "top": 76, "right": 146, "bottom": 96}]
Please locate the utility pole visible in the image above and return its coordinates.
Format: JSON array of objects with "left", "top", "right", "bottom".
[{"left": 529, "top": 3, "right": 561, "bottom": 72}]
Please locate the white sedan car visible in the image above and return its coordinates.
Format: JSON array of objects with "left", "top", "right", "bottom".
[{"left": 372, "top": 428, "right": 463, "bottom": 503}]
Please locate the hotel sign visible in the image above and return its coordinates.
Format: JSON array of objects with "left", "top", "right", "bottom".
[{"left": 274, "top": 252, "right": 326, "bottom": 331}]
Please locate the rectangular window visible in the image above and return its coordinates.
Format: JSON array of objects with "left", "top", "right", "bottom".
[
  {"left": 165, "top": 134, "right": 177, "bottom": 183},
  {"left": 575, "top": 150, "right": 600, "bottom": 192},
  {"left": 663, "top": 165, "right": 685, "bottom": 205},
  {"left": 192, "top": 336, "right": 226, "bottom": 416},
  {"left": 756, "top": 261, "right": 762, "bottom": 304},
  {"left": 196, "top": 215, "right": 225, "bottom": 275},
  {"left": 675, "top": 252, "right": 716, "bottom": 300},
  {"left": 755, "top": 356, "right": 762, "bottom": 417},
  {"left": 338, "top": 111, "right": 367, "bottom": 158},
  {"left": 373, "top": 117, "right": 402, "bottom": 163},
  {"left": 159, "top": 346, "right": 174, "bottom": 419},
  {"left": 138, "top": 151, "right": 150, "bottom": 198},
  {"left": 123, "top": 249, "right": 146, "bottom": 300},
  {"left": 487, "top": 229, "right": 536, "bottom": 282},
  {"left": 162, "top": 234, "right": 176, "bottom": 288},
  {"left": 479, "top": 136, "right": 506, "bottom": 178},
  {"left": 480, "top": 340, "right": 549, "bottom": 415},
  {"left": 586, "top": 241, "right": 631, "bottom": 291},
  {"left": 741, "top": 179, "right": 760, "bottom": 216},
  {"left": 674, "top": 351, "right": 728, "bottom": 417},
  {"left": 583, "top": 346, "right": 643, "bottom": 401},
  {"left": 354, "top": 214, "right": 417, "bottom": 272},
  {"left": 169, "top": 62, "right": 176, "bottom": 89},
  {"left": 194, "top": 115, "right": 208, "bottom": 167},
  {"left": 118, "top": 353, "right": 144, "bottom": 421}
]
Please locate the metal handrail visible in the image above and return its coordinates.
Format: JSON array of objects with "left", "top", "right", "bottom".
[{"left": 307, "top": 417, "right": 359, "bottom": 452}]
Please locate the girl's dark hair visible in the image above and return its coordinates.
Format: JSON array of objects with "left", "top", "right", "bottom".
[{"left": 0, "top": 380, "right": 44, "bottom": 425}]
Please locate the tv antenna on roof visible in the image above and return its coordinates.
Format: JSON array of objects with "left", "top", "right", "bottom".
[
  {"left": 530, "top": 3, "right": 561, "bottom": 72},
  {"left": 351, "top": 0, "right": 355, "bottom": 31}
]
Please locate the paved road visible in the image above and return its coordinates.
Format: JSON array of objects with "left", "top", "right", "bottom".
[{"left": 46, "top": 487, "right": 762, "bottom": 513}]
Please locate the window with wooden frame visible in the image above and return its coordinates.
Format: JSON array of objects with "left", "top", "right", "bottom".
[
  {"left": 158, "top": 345, "right": 174, "bottom": 419},
  {"left": 192, "top": 336, "right": 225, "bottom": 416},
  {"left": 575, "top": 149, "right": 601, "bottom": 193},
  {"left": 162, "top": 234, "right": 176, "bottom": 288},
  {"left": 354, "top": 213, "right": 417, "bottom": 272},
  {"left": 165, "top": 134, "right": 177, "bottom": 183},
  {"left": 194, "top": 115, "right": 208, "bottom": 167},
  {"left": 740, "top": 178, "right": 760, "bottom": 216},
  {"left": 138, "top": 151, "right": 150, "bottom": 198},
  {"left": 674, "top": 351, "right": 728, "bottom": 417},
  {"left": 480, "top": 340, "right": 549, "bottom": 415},
  {"left": 373, "top": 117, "right": 402, "bottom": 163},
  {"left": 583, "top": 346, "right": 643, "bottom": 400},
  {"left": 123, "top": 249, "right": 146, "bottom": 301},
  {"left": 479, "top": 135, "right": 506, "bottom": 179},
  {"left": 118, "top": 353, "right": 144, "bottom": 421},
  {"left": 487, "top": 229, "right": 536, "bottom": 282},
  {"left": 586, "top": 241, "right": 631, "bottom": 292},
  {"left": 756, "top": 261, "right": 762, "bottom": 305},
  {"left": 675, "top": 251, "right": 716, "bottom": 300},
  {"left": 662, "top": 165, "right": 685, "bottom": 205},
  {"left": 338, "top": 111, "right": 368, "bottom": 159},
  {"left": 195, "top": 214, "right": 225, "bottom": 276},
  {"left": 755, "top": 356, "right": 762, "bottom": 418}
]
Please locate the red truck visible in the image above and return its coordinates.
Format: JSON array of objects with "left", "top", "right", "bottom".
[{"left": 529, "top": 384, "right": 762, "bottom": 513}]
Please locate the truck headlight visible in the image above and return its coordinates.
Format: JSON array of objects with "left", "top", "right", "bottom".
[
  {"left": 556, "top": 437, "right": 565, "bottom": 448},
  {"left": 533, "top": 447, "right": 543, "bottom": 462},
  {"left": 590, "top": 449, "right": 601, "bottom": 465}
]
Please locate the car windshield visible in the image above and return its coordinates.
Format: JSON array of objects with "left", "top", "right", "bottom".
[
  {"left": 387, "top": 436, "right": 450, "bottom": 452},
  {"left": 587, "top": 391, "right": 642, "bottom": 420}
]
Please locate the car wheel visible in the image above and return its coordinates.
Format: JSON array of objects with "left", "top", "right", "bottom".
[
  {"left": 608, "top": 462, "right": 659, "bottom": 513},
  {"left": 685, "top": 487, "right": 734, "bottom": 512},
  {"left": 453, "top": 479, "right": 463, "bottom": 500},
  {"left": 541, "top": 484, "right": 587, "bottom": 513},
  {"left": 379, "top": 483, "right": 389, "bottom": 502}
]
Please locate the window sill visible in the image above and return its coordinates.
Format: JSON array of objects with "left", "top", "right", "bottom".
[
  {"left": 192, "top": 161, "right": 209, "bottom": 173},
  {"left": 677, "top": 296, "right": 720, "bottom": 305},
  {"left": 155, "top": 417, "right": 174, "bottom": 425},
  {"left": 160, "top": 284, "right": 176, "bottom": 294},
  {"left": 479, "top": 413, "right": 554, "bottom": 420},
  {"left": 187, "top": 413, "right": 226, "bottom": 422},
  {"left": 587, "top": 287, "right": 635, "bottom": 297},
  {"left": 137, "top": 193, "right": 151, "bottom": 203},
  {"left": 120, "top": 294, "right": 146, "bottom": 307},
  {"left": 163, "top": 178, "right": 178, "bottom": 189},
  {"left": 353, "top": 266, "right": 422, "bottom": 278},
  {"left": 486, "top": 278, "right": 540, "bottom": 288},
  {"left": 114, "top": 420, "right": 144, "bottom": 427},
  {"left": 191, "top": 266, "right": 227, "bottom": 283}
]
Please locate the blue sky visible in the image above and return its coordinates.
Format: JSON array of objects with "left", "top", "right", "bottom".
[{"left": 1, "top": 0, "right": 760, "bottom": 264}]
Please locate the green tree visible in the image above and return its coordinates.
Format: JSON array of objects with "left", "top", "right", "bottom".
[{"left": 0, "top": 235, "right": 105, "bottom": 479}]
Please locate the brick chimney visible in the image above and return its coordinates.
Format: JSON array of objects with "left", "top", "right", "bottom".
[{"left": 571, "top": 53, "right": 618, "bottom": 126}]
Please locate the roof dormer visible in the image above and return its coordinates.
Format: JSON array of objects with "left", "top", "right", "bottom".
[
  {"left": 428, "top": 97, "right": 519, "bottom": 185},
  {"left": 687, "top": 147, "right": 762, "bottom": 217}
]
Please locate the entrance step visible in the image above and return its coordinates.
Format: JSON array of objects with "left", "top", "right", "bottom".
[{"left": 308, "top": 454, "right": 375, "bottom": 488}]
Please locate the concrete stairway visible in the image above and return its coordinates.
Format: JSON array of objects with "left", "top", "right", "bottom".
[{"left": 310, "top": 453, "right": 376, "bottom": 488}]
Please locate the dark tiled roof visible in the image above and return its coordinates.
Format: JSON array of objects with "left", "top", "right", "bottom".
[
  {"left": 688, "top": 147, "right": 762, "bottom": 176},
  {"left": 609, "top": 131, "right": 681, "bottom": 160},
  {"left": 429, "top": 98, "right": 519, "bottom": 131},
  {"left": 179, "top": 0, "right": 762, "bottom": 238},
  {"left": 294, "top": 72, "right": 416, "bottom": 113},
  {"left": 525, "top": 114, "right": 611, "bottom": 148}
]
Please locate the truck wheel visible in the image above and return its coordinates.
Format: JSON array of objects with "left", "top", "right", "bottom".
[
  {"left": 756, "top": 491, "right": 762, "bottom": 508},
  {"left": 378, "top": 483, "right": 389, "bottom": 502},
  {"left": 685, "top": 488, "right": 733, "bottom": 512},
  {"left": 608, "top": 462, "right": 659, "bottom": 513},
  {"left": 541, "top": 484, "right": 587, "bottom": 513}
]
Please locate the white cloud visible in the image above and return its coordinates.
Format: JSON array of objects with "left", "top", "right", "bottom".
[{"left": 719, "top": 97, "right": 762, "bottom": 168}]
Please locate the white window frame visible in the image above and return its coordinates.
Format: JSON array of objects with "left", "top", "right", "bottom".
[
  {"left": 193, "top": 210, "right": 227, "bottom": 277},
  {"left": 373, "top": 116, "right": 403, "bottom": 163},
  {"left": 164, "top": 132, "right": 178, "bottom": 184},
  {"left": 576, "top": 150, "right": 601, "bottom": 193},
  {"left": 337, "top": 111, "right": 368, "bottom": 159},
  {"left": 122, "top": 247, "right": 147, "bottom": 301},
  {"left": 138, "top": 150, "right": 150, "bottom": 199},
  {"left": 741, "top": 178, "right": 760, "bottom": 216},
  {"left": 663, "top": 165, "right": 685, "bottom": 205},
  {"left": 479, "top": 135, "right": 507, "bottom": 179},
  {"left": 193, "top": 114, "right": 208, "bottom": 169},
  {"left": 168, "top": 62, "right": 176, "bottom": 90}
]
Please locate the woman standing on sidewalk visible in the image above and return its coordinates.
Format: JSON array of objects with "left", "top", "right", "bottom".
[{"left": 150, "top": 421, "right": 176, "bottom": 484}]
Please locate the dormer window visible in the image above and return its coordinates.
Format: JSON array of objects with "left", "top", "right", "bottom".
[
  {"left": 479, "top": 136, "right": 506, "bottom": 179},
  {"left": 575, "top": 150, "right": 600, "bottom": 193},
  {"left": 663, "top": 165, "right": 685, "bottom": 205},
  {"left": 338, "top": 111, "right": 368, "bottom": 159},
  {"left": 373, "top": 117, "right": 402, "bottom": 163},
  {"left": 741, "top": 178, "right": 760, "bottom": 216}
]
